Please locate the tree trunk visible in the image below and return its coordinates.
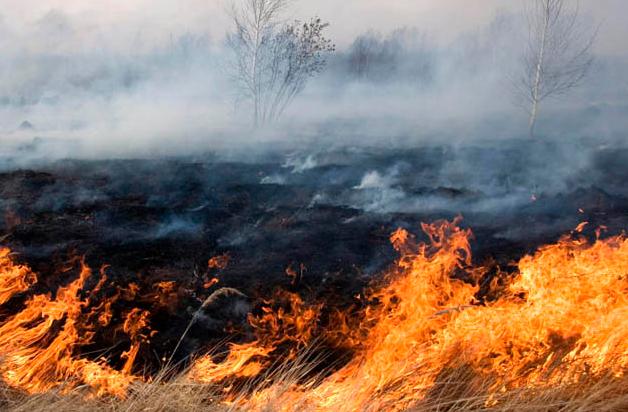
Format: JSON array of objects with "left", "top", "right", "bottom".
[
  {"left": 529, "top": 99, "right": 539, "bottom": 137},
  {"left": 252, "top": 4, "right": 263, "bottom": 127},
  {"left": 529, "top": 1, "right": 550, "bottom": 138}
]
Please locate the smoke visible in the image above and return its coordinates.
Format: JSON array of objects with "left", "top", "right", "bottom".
[
  {"left": 0, "top": 2, "right": 626, "bottom": 165},
  {"left": 373, "top": 138, "right": 600, "bottom": 219}
]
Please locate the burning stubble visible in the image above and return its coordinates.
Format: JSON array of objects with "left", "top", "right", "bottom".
[{"left": 0, "top": 218, "right": 626, "bottom": 410}]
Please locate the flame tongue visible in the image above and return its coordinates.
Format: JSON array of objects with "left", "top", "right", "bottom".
[
  {"left": 190, "top": 290, "right": 323, "bottom": 385},
  {"left": 0, "top": 257, "right": 133, "bottom": 397},
  {"left": 0, "top": 248, "right": 37, "bottom": 305}
]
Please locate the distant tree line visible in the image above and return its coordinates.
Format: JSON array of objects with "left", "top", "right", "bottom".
[{"left": 341, "top": 28, "right": 433, "bottom": 84}]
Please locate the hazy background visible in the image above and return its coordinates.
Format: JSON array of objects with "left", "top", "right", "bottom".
[
  {"left": 3, "top": 0, "right": 628, "bottom": 53},
  {"left": 1, "top": 0, "right": 627, "bottom": 159}
]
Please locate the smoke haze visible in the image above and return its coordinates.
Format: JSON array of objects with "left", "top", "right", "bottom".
[{"left": 0, "top": 0, "right": 627, "bottom": 161}]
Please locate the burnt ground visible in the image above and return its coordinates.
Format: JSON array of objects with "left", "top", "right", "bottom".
[{"left": 1, "top": 137, "right": 627, "bottom": 370}]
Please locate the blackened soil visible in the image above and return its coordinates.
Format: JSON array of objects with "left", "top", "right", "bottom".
[{"left": 1, "top": 140, "right": 626, "bottom": 368}]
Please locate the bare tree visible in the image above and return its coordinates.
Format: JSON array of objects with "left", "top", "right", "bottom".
[
  {"left": 516, "top": 0, "right": 597, "bottom": 137},
  {"left": 264, "top": 18, "right": 335, "bottom": 123},
  {"left": 227, "top": 0, "right": 334, "bottom": 126}
]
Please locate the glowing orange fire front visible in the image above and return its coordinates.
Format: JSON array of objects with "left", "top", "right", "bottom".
[
  {"left": 0, "top": 219, "right": 626, "bottom": 409},
  {"left": 0, "top": 256, "right": 132, "bottom": 397},
  {"left": 191, "top": 219, "right": 628, "bottom": 410}
]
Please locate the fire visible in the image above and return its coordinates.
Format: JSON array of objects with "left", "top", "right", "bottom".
[
  {"left": 0, "top": 256, "right": 142, "bottom": 397},
  {"left": 0, "top": 218, "right": 626, "bottom": 410},
  {"left": 208, "top": 254, "right": 230, "bottom": 270},
  {"left": 190, "top": 343, "right": 274, "bottom": 383},
  {"left": 0, "top": 248, "right": 36, "bottom": 305},
  {"left": 195, "top": 219, "right": 627, "bottom": 410},
  {"left": 190, "top": 291, "right": 322, "bottom": 385},
  {"left": 121, "top": 308, "right": 153, "bottom": 375}
]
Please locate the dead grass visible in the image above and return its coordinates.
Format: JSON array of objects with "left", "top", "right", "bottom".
[{"left": 1, "top": 367, "right": 625, "bottom": 412}]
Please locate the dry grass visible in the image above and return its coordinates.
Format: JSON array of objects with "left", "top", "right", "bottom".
[
  {"left": 0, "top": 378, "right": 223, "bottom": 412},
  {"left": 0, "top": 367, "right": 626, "bottom": 412},
  {"left": 409, "top": 372, "right": 628, "bottom": 412}
]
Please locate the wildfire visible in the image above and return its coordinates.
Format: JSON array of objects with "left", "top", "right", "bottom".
[
  {"left": 0, "top": 218, "right": 626, "bottom": 410},
  {"left": 294, "top": 219, "right": 628, "bottom": 410},
  {"left": 191, "top": 219, "right": 628, "bottom": 410}
]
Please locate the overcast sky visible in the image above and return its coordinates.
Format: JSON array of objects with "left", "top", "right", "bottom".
[{"left": 1, "top": 0, "right": 627, "bottom": 54}]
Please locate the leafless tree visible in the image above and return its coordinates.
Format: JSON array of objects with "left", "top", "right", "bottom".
[
  {"left": 515, "top": 0, "right": 597, "bottom": 137},
  {"left": 227, "top": 0, "right": 334, "bottom": 126}
]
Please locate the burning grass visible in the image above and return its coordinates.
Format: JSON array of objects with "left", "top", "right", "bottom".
[{"left": 0, "top": 219, "right": 626, "bottom": 411}]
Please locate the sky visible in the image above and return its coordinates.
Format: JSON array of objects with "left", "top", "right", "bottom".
[{"left": 1, "top": 0, "right": 627, "bottom": 54}]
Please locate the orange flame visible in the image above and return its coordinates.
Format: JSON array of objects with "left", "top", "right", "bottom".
[
  {"left": 121, "top": 308, "right": 153, "bottom": 375},
  {"left": 0, "top": 248, "right": 37, "bottom": 305},
  {"left": 1, "top": 218, "right": 626, "bottom": 409},
  {"left": 190, "top": 291, "right": 322, "bottom": 385},
  {"left": 0, "top": 258, "right": 134, "bottom": 397},
  {"left": 196, "top": 219, "right": 627, "bottom": 410},
  {"left": 208, "top": 254, "right": 230, "bottom": 270}
]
